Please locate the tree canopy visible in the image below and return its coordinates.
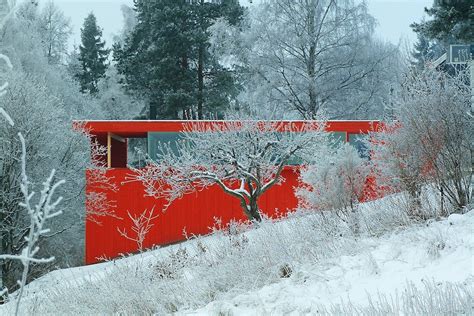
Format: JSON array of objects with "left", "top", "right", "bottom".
[
  {"left": 114, "top": 0, "right": 244, "bottom": 119},
  {"left": 411, "top": 0, "right": 474, "bottom": 45},
  {"left": 77, "top": 13, "right": 109, "bottom": 95}
]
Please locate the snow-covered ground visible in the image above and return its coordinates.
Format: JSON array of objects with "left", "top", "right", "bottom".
[
  {"left": 191, "top": 211, "right": 473, "bottom": 315},
  {"left": 1, "top": 197, "right": 473, "bottom": 315}
]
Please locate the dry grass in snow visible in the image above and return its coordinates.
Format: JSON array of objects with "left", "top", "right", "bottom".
[{"left": 1, "top": 194, "right": 473, "bottom": 315}]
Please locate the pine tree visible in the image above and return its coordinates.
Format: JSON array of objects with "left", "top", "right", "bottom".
[
  {"left": 411, "top": 32, "right": 443, "bottom": 70},
  {"left": 193, "top": 0, "right": 244, "bottom": 119},
  {"left": 411, "top": 0, "right": 474, "bottom": 45},
  {"left": 114, "top": 0, "right": 244, "bottom": 119},
  {"left": 77, "top": 13, "right": 109, "bottom": 95},
  {"left": 67, "top": 45, "right": 82, "bottom": 79},
  {"left": 114, "top": 1, "right": 195, "bottom": 119}
]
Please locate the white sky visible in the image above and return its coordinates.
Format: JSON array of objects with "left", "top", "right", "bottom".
[{"left": 50, "top": 0, "right": 433, "bottom": 51}]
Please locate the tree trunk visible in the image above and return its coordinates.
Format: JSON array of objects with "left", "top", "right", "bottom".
[
  {"left": 197, "top": 44, "right": 204, "bottom": 120},
  {"left": 307, "top": 1, "right": 318, "bottom": 117},
  {"left": 249, "top": 198, "right": 262, "bottom": 222},
  {"left": 149, "top": 101, "right": 157, "bottom": 120},
  {"left": 407, "top": 182, "right": 422, "bottom": 218},
  {"left": 350, "top": 203, "right": 360, "bottom": 236},
  {"left": 197, "top": 0, "right": 205, "bottom": 120},
  {"left": 239, "top": 197, "right": 262, "bottom": 223}
]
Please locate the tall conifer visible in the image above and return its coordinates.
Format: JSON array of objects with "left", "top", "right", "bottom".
[
  {"left": 114, "top": 0, "right": 244, "bottom": 119},
  {"left": 78, "top": 13, "right": 109, "bottom": 95}
]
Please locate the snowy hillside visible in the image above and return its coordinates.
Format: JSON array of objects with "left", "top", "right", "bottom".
[
  {"left": 1, "top": 196, "right": 472, "bottom": 315},
  {"left": 191, "top": 211, "right": 474, "bottom": 315}
]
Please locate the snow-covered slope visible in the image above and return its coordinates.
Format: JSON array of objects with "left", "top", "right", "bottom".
[
  {"left": 1, "top": 202, "right": 473, "bottom": 315},
  {"left": 190, "top": 212, "right": 474, "bottom": 315}
]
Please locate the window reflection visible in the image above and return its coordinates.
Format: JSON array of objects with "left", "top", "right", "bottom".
[{"left": 349, "top": 134, "right": 369, "bottom": 159}]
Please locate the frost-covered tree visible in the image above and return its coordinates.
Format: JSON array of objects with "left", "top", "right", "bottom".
[
  {"left": 0, "top": 3, "right": 65, "bottom": 314},
  {"left": 66, "top": 45, "right": 81, "bottom": 79},
  {"left": 132, "top": 120, "right": 330, "bottom": 222},
  {"left": 3, "top": 0, "right": 71, "bottom": 65},
  {"left": 96, "top": 64, "right": 143, "bottom": 119},
  {"left": 211, "top": 0, "right": 400, "bottom": 119},
  {"left": 0, "top": 1, "right": 104, "bottom": 292},
  {"left": 38, "top": 0, "right": 72, "bottom": 64},
  {"left": 77, "top": 13, "right": 109, "bottom": 95},
  {"left": 297, "top": 143, "right": 369, "bottom": 233},
  {"left": 371, "top": 68, "right": 472, "bottom": 216},
  {"left": 113, "top": 4, "right": 137, "bottom": 45}
]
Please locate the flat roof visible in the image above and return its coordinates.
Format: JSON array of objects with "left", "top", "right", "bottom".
[{"left": 74, "top": 120, "right": 382, "bottom": 138}]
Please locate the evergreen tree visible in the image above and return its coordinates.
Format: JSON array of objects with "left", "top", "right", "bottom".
[
  {"left": 67, "top": 45, "right": 82, "bottom": 79},
  {"left": 411, "top": 32, "right": 443, "bottom": 70},
  {"left": 193, "top": 0, "right": 244, "bottom": 119},
  {"left": 411, "top": 0, "right": 474, "bottom": 45},
  {"left": 114, "top": 0, "right": 244, "bottom": 119},
  {"left": 77, "top": 13, "right": 109, "bottom": 95}
]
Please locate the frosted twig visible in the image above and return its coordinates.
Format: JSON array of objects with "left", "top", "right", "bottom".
[{"left": 117, "top": 207, "right": 159, "bottom": 251}]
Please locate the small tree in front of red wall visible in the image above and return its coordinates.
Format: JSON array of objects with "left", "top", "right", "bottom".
[
  {"left": 131, "top": 120, "right": 330, "bottom": 222},
  {"left": 370, "top": 68, "right": 472, "bottom": 216},
  {"left": 297, "top": 143, "right": 370, "bottom": 234}
]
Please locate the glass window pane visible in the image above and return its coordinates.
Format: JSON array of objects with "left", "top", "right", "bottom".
[
  {"left": 148, "top": 132, "right": 184, "bottom": 161},
  {"left": 128, "top": 138, "right": 148, "bottom": 168},
  {"left": 349, "top": 134, "right": 369, "bottom": 159},
  {"left": 329, "top": 132, "right": 346, "bottom": 147}
]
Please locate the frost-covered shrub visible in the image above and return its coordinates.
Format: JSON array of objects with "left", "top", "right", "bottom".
[
  {"left": 370, "top": 68, "right": 472, "bottom": 216},
  {"left": 7, "top": 209, "right": 363, "bottom": 315},
  {"left": 319, "top": 280, "right": 473, "bottom": 315},
  {"left": 425, "top": 229, "right": 447, "bottom": 260},
  {"left": 298, "top": 143, "right": 370, "bottom": 233},
  {"left": 154, "top": 247, "right": 191, "bottom": 280},
  {"left": 4, "top": 207, "right": 471, "bottom": 315}
]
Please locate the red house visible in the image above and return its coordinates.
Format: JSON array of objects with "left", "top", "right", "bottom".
[{"left": 77, "top": 120, "right": 382, "bottom": 264}]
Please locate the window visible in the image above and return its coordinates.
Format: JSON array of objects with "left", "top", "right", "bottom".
[
  {"left": 280, "top": 131, "right": 346, "bottom": 165},
  {"left": 349, "top": 134, "right": 369, "bottom": 159},
  {"left": 148, "top": 132, "right": 184, "bottom": 162},
  {"left": 147, "top": 131, "right": 362, "bottom": 164},
  {"left": 329, "top": 132, "right": 346, "bottom": 147},
  {"left": 128, "top": 138, "right": 148, "bottom": 168}
]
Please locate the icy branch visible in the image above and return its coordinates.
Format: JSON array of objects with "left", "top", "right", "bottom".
[
  {"left": 131, "top": 120, "right": 330, "bottom": 221},
  {"left": 0, "top": 63, "right": 64, "bottom": 314},
  {"left": 0, "top": 107, "right": 14, "bottom": 126},
  {"left": 117, "top": 207, "right": 159, "bottom": 251},
  {"left": 0, "top": 53, "right": 13, "bottom": 69}
]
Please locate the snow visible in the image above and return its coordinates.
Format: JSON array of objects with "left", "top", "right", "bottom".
[
  {"left": 1, "top": 203, "right": 473, "bottom": 314},
  {"left": 187, "top": 210, "right": 474, "bottom": 315}
]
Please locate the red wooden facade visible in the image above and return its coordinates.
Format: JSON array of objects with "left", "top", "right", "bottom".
[{"left": 78, "top": 120, "right": 382, "bottom": 264}]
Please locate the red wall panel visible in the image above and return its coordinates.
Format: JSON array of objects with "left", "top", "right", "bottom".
[{"left": 85, "top": 168, "right": 300, "bottom": 264}]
